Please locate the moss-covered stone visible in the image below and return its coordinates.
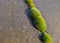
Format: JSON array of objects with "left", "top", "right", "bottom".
[
  {"left": 29, "top": 7, "right": 46, "bottom": 33},
  {"left": 42, "top": 32, "right": 53, "bottom": 43},
  {"left": 25, "top": 0, "right": 53, "bottom": 43}
]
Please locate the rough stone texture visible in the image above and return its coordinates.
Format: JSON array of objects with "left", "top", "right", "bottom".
[{"left": 0, "top": 0, "right": 60, "bottom": 43}]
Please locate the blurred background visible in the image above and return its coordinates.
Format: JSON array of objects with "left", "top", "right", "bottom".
[{"left": 0, "top": 0, "right": 60, "bottom": 43}]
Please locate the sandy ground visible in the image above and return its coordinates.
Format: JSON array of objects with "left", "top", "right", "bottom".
[{"left": 0, "top": 0, "right": 60, "bottom": 43}]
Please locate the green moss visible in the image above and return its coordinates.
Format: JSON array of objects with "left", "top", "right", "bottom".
[
  {"left": 29, "top": 7, "right": 46, "bottom": 33},
  {"left": 24, "top": 0, "right": 53, "bottom": 43},
  {"left": 42, "top": 32, "right": 53, "bottom": 43}
]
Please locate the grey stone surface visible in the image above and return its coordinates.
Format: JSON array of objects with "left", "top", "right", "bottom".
[{"left": 0, "top": 0, "right": 60, "bottom": 43}]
